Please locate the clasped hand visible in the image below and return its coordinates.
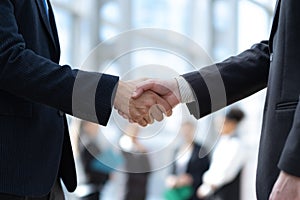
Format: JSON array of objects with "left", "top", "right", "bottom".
[{"left": 114, "top": 78, "right": 180, "bottom": 126}]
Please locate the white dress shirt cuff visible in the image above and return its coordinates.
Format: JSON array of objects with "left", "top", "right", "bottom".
[{"left": 175, "top": 76, "right": 195, "bottom": 103}]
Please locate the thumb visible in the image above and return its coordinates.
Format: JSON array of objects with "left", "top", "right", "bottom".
[
  {"left": 155, "top": 96, "right": 173, "bottom": 117},
  {"left": 132, "top": 80, "right": 156, "bottom": 99}
]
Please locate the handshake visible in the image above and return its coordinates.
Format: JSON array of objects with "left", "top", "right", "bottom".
[{"left": 114, "top": 78, "right": 182, "bottom": 127}]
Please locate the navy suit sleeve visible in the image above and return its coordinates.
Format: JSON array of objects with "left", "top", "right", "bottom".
[
  {"left": 0, "top": 0, "right": 119, "bottom": 125},
  {"left": 278, "top": 98, "right": 300, "bottom": 177},
  {"left": 182, "top": 41, "right": 270, "bottom": 119}
]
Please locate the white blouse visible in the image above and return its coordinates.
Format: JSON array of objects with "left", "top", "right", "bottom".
[
  {"left": 202, "top": 135, "right": 246, "bottom": 188},
  {"left": 175, "top": 146, "right": 193, "bottom": 175}
]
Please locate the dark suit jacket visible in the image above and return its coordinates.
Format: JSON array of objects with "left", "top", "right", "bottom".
[
  {"left": 182, "top": 0, "right": 300, "bottom": 199},
  {"left": 0, "top": 0, "right": 118, "bottom": 196},
  {"left": 171, "top": 143, "right": 210, "bottom": 200}
]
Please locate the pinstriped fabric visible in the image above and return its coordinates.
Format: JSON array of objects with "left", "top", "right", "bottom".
[{"left": 0, "top": 0, "right": 119, "bottom": 196}]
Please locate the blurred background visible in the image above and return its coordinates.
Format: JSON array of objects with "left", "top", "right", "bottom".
[{"left": 50, "top": 0, "right": 276, "bottom": 199}]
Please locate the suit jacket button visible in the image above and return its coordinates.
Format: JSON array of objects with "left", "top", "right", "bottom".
[{"left": 58, "top": 110, "right": 64, "bottom": 117}]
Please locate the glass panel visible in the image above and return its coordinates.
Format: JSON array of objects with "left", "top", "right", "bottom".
[
  {"left": 238, "top": 0, "right": 270, "bottom": 51},
  {"left": 132, "top": 0, "right": 190, "bottom": 34},
  {"left": 101, "top": 1, "right": 120, "bottom": 24}
]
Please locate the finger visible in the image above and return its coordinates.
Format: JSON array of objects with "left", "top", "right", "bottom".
[
  {"left": 138, "top": 107, "right": 154, "bottom": 124},
  {"left": 119, "top": 112, "right": 129, "bottom": 120},
  {"left": 146, "top": 112, "right": 154, "bottom": 124},
  {"left": 137, "top": 119, "right": 148, "bottom": 127},
  {"left": 158, "top": 104, "right": 172, "bottom": 117},
  {"left": 129, "top": 99, "right": 145, "bottom": 123},
  {"left": 118, "top": 110, "right": 124, "bottom": 115},
  {"left": 144, "top": 117, "right": 154, "bottom": 125},
  {"left": 132, "top": 80, "right": 156, "bottom": 99},
  {"left": 118, "top": 110, "right": 129, "bottom": 119},
  {"left": 149, "top": 105, "right": 164, "bottom": 122},
  {"left": 155, "top": 96, "right": 173, "bottom": 117}
]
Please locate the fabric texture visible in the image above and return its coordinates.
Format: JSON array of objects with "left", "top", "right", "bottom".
[
  {"left": 182, "top": 0, "right": 300, "bottom": 199},
  {"left": 175, "top": 76, "right": 195, "bottom": 103},
  {"left": 0, "top": 0, "right": 119, "bottom": 196},
  {"left": 0, "top": 179, "right": 64, "bottom": 200}
]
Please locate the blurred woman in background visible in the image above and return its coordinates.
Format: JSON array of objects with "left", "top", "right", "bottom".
[
  {"left": 119, "top": 124, "right": 151, "bottom": 200},
  {"left": 197, "top": 108, "right": 246, "bottom": 200},
  {"left": 165, "top": 121, "right": 210, "bottom": 200}
]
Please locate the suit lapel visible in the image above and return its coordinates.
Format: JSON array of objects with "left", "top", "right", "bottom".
[
  {"left": 35, "top": 0, "right": 58, "bottom": 53},
  {"left": 269, "top": 0, "right": 281, "bottom": 52}
]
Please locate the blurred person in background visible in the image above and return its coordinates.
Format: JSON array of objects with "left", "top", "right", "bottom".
[
  {"left": 197, "top": 108, "right": 246, "bottom": 200},
  {"left": 78, "top": 121, "right": 110, "bottom": 200},
  {"left": 165, "top": 121, "right": 210, "bottom": 200},
  {"left": 119, "top": 124, "right": 151, "bottom": 200}
]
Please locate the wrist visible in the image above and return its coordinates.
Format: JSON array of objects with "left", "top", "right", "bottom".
[{"left": 114, "top": 81, "right": 133, "bottom": 115}]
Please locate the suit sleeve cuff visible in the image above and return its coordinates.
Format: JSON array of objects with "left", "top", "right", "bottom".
[
  {"left": 278, "top": 99, "right": 300, "bottom": 177},
  {"left": 175, "top": 76, "right": 195, "bottom": 103},
  {"left": 181, "top": 71, "right": 212, "bottom": 119},
  {"left": 95, "top": 74, "right": 119, "bottom": 126}
]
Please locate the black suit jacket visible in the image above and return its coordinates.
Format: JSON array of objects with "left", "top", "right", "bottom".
[
  {"left": 182, "top": 0, "right": 300, "bottom": 199},
  {"left": 0, "top": 0, "right": 119, "bottom": 196},
  {"left": 172, "top": 143, "right": 210, "bottom": 200}
]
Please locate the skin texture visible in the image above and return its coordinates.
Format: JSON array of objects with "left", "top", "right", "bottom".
[
  {"left": 269, "top": 171, "right": 300, "bottom": 200},
  {"left": 132, "top": 78, "right": 181, "bottom": 109},
  {"left": 114, "top": 79, "right": 172, "bottom": 127}
]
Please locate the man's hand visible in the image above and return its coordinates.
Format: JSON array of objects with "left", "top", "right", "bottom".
[
  {"left": 114, "top": 80, "right": 172, "bottom": 126},
  {"left": 132, "top": 78, "right": 181, "bottom": 108},
  {"left": 114, "top": 80, "right": 136, "bottom": 119},
  {"left": 269, "top": 171, "right": 300, "bottom": 200},
  {"left": 129, "top": 90, "right": 172, "bottom": 126}
]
